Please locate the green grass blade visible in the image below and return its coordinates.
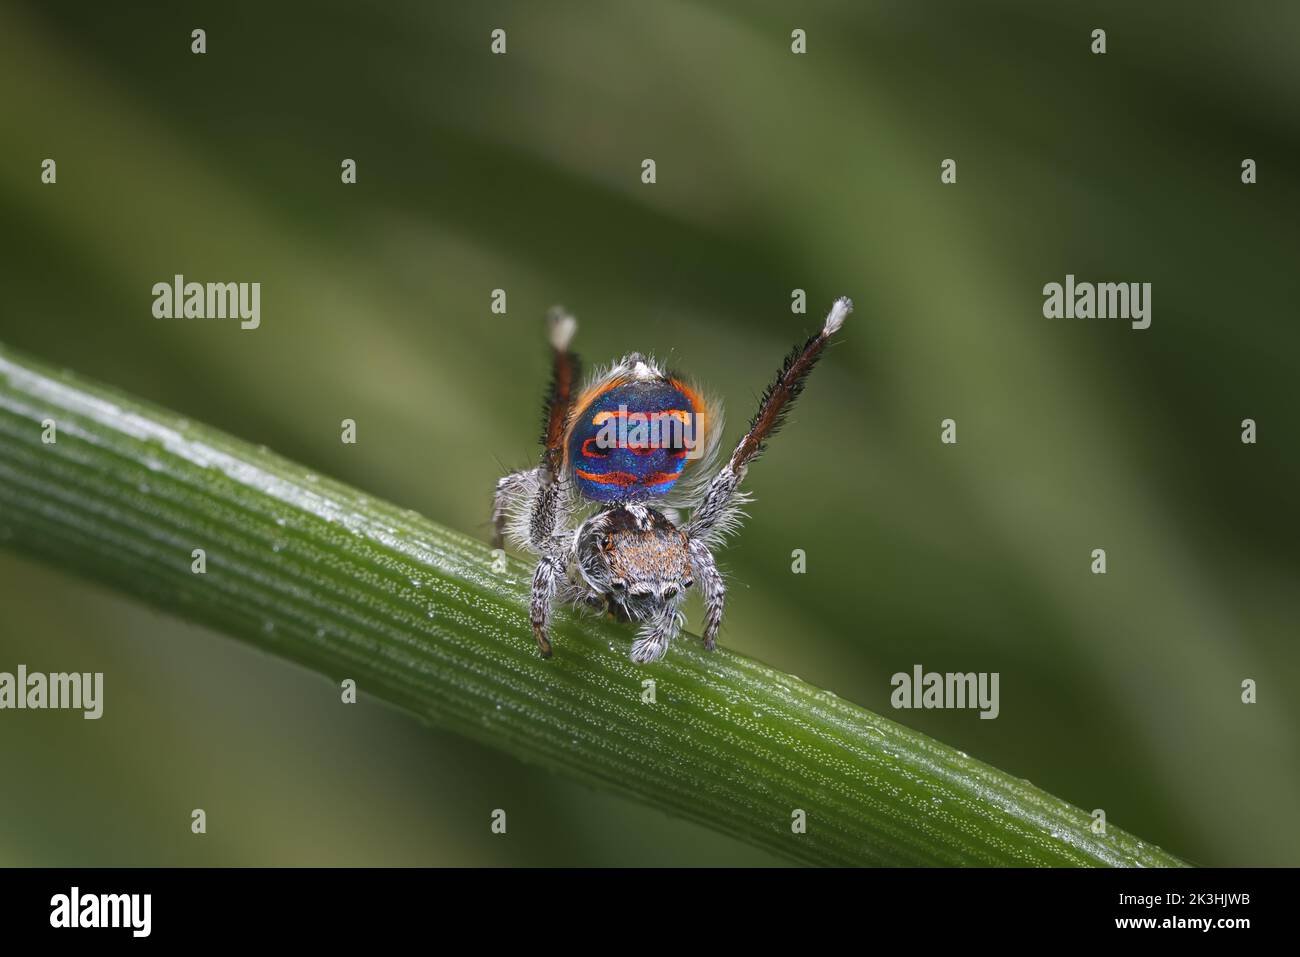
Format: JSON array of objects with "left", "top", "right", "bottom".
[{"left": 0, "top": 343, "right": 1186, "bottom": 867}]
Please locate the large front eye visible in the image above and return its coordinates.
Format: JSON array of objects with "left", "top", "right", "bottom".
[{"left": 611, "top": 580, "right": 626, "bottom": 591}]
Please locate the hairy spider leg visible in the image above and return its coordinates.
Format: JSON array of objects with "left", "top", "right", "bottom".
[
  {"left": 527, "top": 307, "right": 581, "bottom": 657},
  {"left": 687, "top": 297, "right": 852, "bottom": 544}
]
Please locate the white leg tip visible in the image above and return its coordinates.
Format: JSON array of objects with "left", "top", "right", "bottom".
[
  {"left": 547, "top": 307, "right": 578, "bottom": 351},
  {"left": 823, "top": 296, "right": 853, "bottom": 336}
]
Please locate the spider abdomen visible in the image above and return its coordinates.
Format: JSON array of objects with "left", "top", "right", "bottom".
[{"left": 565, "top": 375, "right": 706, "bottom": 502}]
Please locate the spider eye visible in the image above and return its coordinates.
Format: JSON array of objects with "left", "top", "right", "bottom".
[
  {"left": 683, "top": 578, "right": 695, "bottom": 589},
  {"left": 611, "top": 580, "right": 626, "bottom": 591}
]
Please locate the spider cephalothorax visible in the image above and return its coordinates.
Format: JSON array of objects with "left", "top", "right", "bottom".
[{"left": 493, "top": 298, "right": 852, "bottom": 663}]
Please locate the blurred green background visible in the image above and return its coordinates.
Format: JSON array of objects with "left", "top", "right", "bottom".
[{"left": 1, "top": 0, "right": 1297, "bottom": 866}]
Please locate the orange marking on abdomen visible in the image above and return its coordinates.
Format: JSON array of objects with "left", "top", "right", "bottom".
[
  {"left": 575, "top": 469, "right": 638, "bottom": 487},
  {"left": 643, "top": 471, "right": 683, "bottom": 486},
  {"left": 590, "top": 409, "right": 692, "bottom": 427}
]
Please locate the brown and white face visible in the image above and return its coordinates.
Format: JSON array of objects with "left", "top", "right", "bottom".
[{"left": 585, "top": 505, "right": 694, "bottom": 620}]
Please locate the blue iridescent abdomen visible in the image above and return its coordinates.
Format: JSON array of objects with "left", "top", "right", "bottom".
[{"left": 567, "top": 379, "right": 701, "bottom": 502}]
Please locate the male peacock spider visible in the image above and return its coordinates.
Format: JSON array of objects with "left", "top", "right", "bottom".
[{"left": 492, "top": 297, "right": 852, "bottom": 663}]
